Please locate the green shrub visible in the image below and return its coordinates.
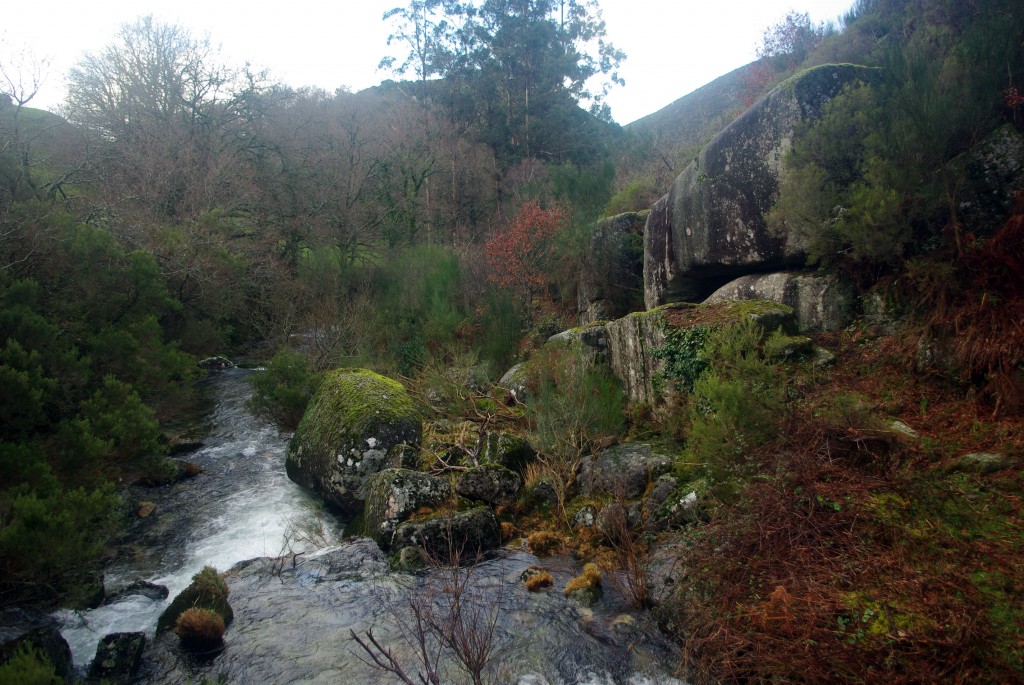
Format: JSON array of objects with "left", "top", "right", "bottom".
[
  {"left": 653, "top": 324, "right": 712, "bottom": 393},
  {"left": 685, "top": 320, "right": 784, "bottom": 485},
  {"left": 247, "top": 349, "right": 323, "bottom": 431},
  {"left": 0, "top": 645, "right": 60, "bottom": 685}
]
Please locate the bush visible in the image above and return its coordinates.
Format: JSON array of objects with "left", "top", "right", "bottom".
[
  {"left": 685, "top": 320, "right": 785, "bottom": 485},
  {"left": 247, "top": 349, "right": 323, "bottom": 431},
  {"left": 174, "top": 608, "right": 226, "bottom": 649},
  {"left": 0, "top": 645, "right": 60, "bottom": 685}
]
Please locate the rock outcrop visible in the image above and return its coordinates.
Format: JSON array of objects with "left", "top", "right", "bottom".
[
  {"left": 644, "top": 65, "right": 879, "bottom": 308},
  {"left": 703, "top": 272, "right": 854, "bottom": 332},
  {"left": 577, "top": 211, "right": 647, "bottom": 324},
  {"left": 286, "top": 369, "right": 421, "bottom": 518}
]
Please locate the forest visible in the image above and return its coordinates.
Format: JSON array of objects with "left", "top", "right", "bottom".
[{"left": 1, "top": 0, "right": 1023, "bottom": 682}]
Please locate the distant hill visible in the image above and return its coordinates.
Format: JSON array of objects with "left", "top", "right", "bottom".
[{"left": 625, "top": 62, "right": 756, "bottom": 153}]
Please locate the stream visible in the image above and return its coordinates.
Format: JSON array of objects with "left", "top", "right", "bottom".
[{"left": 55, "top": 368, "right": 686, "bottom": 684}]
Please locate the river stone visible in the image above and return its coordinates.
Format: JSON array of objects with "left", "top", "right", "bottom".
[
  {"left": 644, "top": 540, "right": 689, "bottom": 607},
  {"left": 645, "top": 65, "right": 880, "bottom": 308},
  {"left": 703, "top": 272, "right": 854, "bottom": 333},
  {"left": 286, "top": 369, "right": 421, "bottom": 519},
  {"left": 455, "top": 465, "right": 523, "bottom": 507},
  {"left": 88, "top": 632, "right": 145, "bottom": 682},
  {"left": 197, "top": 356, "right": 234, "bottom": 370},
  {"left": 156, "top": 567, "right": 232, "bottom": 634},
  {"left": 391, "top": 507, "right": 502, "bottom": 560},
  {"left": 363, "top": 469, "right": 452, "bottom": 548},
  {"left": 579, "top": 443, "right": 673, "bottom": 499},
  {"left": 104, "top": 580, "right": 169, "bottom": 604},
  {"left": 578, "top": 211, "right": 647, "bottom": 325}
]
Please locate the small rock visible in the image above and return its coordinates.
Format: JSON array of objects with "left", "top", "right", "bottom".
[
  {"left": 566, "top": 585, "right": 602, "bottom": 607},
  {"left": 812, "top": 347, "right": 837, "bottom": 368},
  {"left": 136, "top": 502, "right": 157, "bottom": 518},
  {"left": 570, "top": 505, "right": 597, "bottom": 529},
  {"left": 88, "top": 632, "right": 146, "bottom": 682},
  {"left": 647, "top": 474, "right": 679, "bottom": 509},
  {"left": 105, "top": 580, "right": 169, "bottom": 604},
  {"left": 197, "top": 356, "right": 234, "bottom": 370},
  {"left": 959, "top": 452, "right": 1015, "bottom": 475},
  {"left": 579, "top": 443, "right": 672, "bottom": 499},
  {"left": 391, "top": 546, "right": 427, "bottom": 572},
  {"left": 888, "top": 420, "right": 919, "bottom": 440}
]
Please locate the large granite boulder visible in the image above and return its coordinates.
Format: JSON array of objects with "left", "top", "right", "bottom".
[
  {"left": 286, "top": 369, "right": 421, "bottom": 518},
  {"left": 645, "top": 65, "right": 879, "bottom": 308},
  {"left": 578, "top": 211, "right": 647, "bottom": 324},
  {"left": 579, "top": 443, "right": 673, "bottom": 499},
  {"left": 363, "top": 469, "right": 452, "bottom": 548},
  {"left": 703, "top": 272, "right": 854, "bottom": 332}
]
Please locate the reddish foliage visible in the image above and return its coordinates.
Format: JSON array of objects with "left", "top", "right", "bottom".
[{"left": 484, "top": 200, "right": 566, "bottom": 304}]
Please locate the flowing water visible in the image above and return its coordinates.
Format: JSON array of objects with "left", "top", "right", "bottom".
[{"left": 54, "top": 367, "right": 685, "bottom": 684}]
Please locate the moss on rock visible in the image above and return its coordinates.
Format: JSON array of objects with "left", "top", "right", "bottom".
[{"left": 286, "top": 369, "right": 421, "bottom": 518}]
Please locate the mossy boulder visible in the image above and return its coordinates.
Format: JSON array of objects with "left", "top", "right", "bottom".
[
  {"left": 364, "top": 469, "right": 452, "bottom": 549},
  {"left": 286, "top": 369, "right": 421, "bottom": 518},
  {"left": 156, "top": 567, "right": 232, "bottom": 635},
  {"left": 391, "top": 507, "right": 502, "bottom": 560},
  {"left": 455, "top": 465, "right": 523, "bottom": 507}
]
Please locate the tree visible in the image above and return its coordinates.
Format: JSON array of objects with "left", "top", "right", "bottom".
[{"left": 484, "top": 199, "right": 565, "bottom": 312}]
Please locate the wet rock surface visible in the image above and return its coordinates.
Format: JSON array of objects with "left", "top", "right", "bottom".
[{"left": 142, "top": 541, "right": 684, "bottom": 684}]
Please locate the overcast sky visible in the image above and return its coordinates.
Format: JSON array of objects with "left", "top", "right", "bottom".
[{"left": 4, "top": 0, "right": 854, "bottom": 125}]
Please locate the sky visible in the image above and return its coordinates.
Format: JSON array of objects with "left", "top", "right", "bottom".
[{"left": 3, "top": 0, "right": 855, "bottom": 126}]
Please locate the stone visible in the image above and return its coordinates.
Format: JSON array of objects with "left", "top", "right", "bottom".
[
  {"left": 703, "top": 272, "right": 854, "bottom": 332},
  {"left": 286, "top": 369, "right": 421, "bottom": 519},
  {"left": 959, "top": 452, "right": 1015, "bottom": 475},
  {"left": 105, "top": 580, "right": 169, "bottom": 604},
  {"left": 0, "top": 623, "right": 73, "bottom": 680},
  {"left": 888, "top": 420, "right": 920, "bottom": 440},
  {"left": 391, "top": 507, "right": 502, "bottom": 559},
  {"left": 812, "top": 347, "right": 837, "bottom": 368},
  {"left": 499, "top": 363, "right": 530, "bottom": 404},
  {"left": 579, "top": 443, "right": 673, "bottom": 499},
  {"left": 547, "top": 323, "right": 611, "bottom": 363},
  {"left": 647, "top": 474, "right": 679, "bottom": 510},
  {"left": 644, "top": 540, "right": 689, "bottom": 607},
  {"left": 526, "top": 479, "right": 558, "bottom": 508},
  {"left": 596, "top": 501, "right": 643, "bottom": 538},
  {"left": 478, "top": 432, "right": 536, "bottom": 474},
  {"left": 363, "top": 469, "right": 452, "bottom": 548},
  {"left": 136, "top": 501, "right": 157, "bottom": 518},
  {"left": 88, "top": 632, "right": 145, "bottom": 682},
  {"left": 456, "top": 465, "right": 523, "bottom": 507},
  {"left": 577, "top": 211, "right": 647, "bottom": 325},
  {"left": 570, "top": 505, "right": 597, "bottom": 529},
  {"left": 565, "top": 584, "right": 602, "bottom": 607},
  {"left": 644, "top": 65, "right": 880, "bottom": 308},
  {"left": 156, "top": 566, "right": 232, "bottom": 634},
  {"left": 955, "top": 125, "right": 1024, "bottom": 233},
  {"left": 197, "top": 356, "right": 234, "bottom": 370}
]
